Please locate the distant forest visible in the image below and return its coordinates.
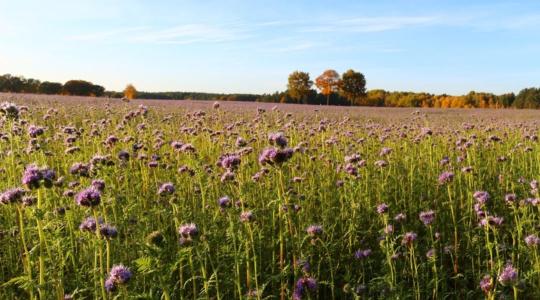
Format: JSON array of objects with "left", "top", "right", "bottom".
[{"left": 1, "top": 72, "right": 539, "bottom": 109}]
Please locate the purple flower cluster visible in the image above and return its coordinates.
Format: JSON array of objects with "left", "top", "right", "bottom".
[
  {"left": 105, "top": 265, "right": 132, "bottom": 292},
  {"left": 376, "top": 203, "right": 389, "bottom": 214},
  {"left": 497, "top": 264, "right": 518, "bottom": 286},
  {"left": 0, "top": 188, "right": 26, "bottom": 204},
  {"left": 178, "top": 223, "right": 198, "bottom": 245},
  {"left": 268, "top": 132, "right": 288, "bottom": 147},
  {"left": 479, "top": 275, "right": 493, "bottom": 294},
  {"left": 402, "top": 232, "right": 418, "bottom": 246},
  {"left": 75, "top": 188, "right": 101, "bottom": 207},
  {"left": 240, "top": 211, "right": 254, "bottom": 223},
  {"left": 258, "top": 147, "right": 294, "bottom": 165},
  {"left": 306, "top": 225, "right": 323, "bottom": 237},
  {"left": 22, "top": 164, "right": 56, "bottom": 189},
  {"left": 293, "top": 277, "right": 317, "bottom": 300},
  {"left": 217, "top": 154, "right": 241, "bottom": 170},
  {"left": 438, "top": 171, "right": 454, "bottom": 185},
  {"left": 525, "top": 234, "right": 540, "bottom": 247},
  {"left": 354, "top": 249, "right": 372, "bottom": 259}
]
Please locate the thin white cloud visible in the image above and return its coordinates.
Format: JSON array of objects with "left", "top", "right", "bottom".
[
  {"left": 128, "top": 24, "right": 248, "bottom": 44},
  {"left": 301, "top": 16, "right": 437, "bottom": 33},
  {"left": 69, "top": 27, "right": 149, "bottom": 41}
]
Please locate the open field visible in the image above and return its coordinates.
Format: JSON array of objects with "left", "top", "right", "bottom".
[{"left": 1, "top": 93, "right": 540, "bottom": 299}]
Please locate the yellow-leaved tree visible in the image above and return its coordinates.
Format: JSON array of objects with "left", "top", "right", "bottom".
[{"left": 123, "top": 84, "right": 137, "bottom": 100}]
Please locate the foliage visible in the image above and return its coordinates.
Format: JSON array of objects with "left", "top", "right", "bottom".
[{"left": 287, "top": 71, "right": 313, "bottom": 103}]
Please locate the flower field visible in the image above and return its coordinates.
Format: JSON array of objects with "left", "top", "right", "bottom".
[{"left": 1, "top": 94, "right": 539, "bottom": 299}]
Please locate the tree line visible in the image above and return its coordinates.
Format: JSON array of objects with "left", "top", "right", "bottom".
[
  {"left": 0, "top": 74, "right": 105, "bottom": 97},
  {"left": 1, "top": 72, "right": 539, "bottom": 109}
]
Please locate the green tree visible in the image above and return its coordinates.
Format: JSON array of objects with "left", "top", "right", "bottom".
[
  {"left": 287, "top": 71, "right": 313, "bottom": 103},
  {"left": 339, "top": 69, "right": 366, "bottom": 105},
  {"left": 513, "top": 88, "right": 540, "bottom": 109},
  {"left": 38, "top": 81, "right": 63, "bottom": 95},
  {"left": 63, "top": 80, "right": 105, "bottom": 96}
]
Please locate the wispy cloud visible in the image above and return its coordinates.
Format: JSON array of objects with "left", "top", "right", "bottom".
[
  {"left": 69, "top": 27, "right": 149, "bottom": 41},
  {"left": 69, "top": 23, "right": 249, "bottom": 45},
  {"left": 301, "top": 16, "right": 437, "bottom": 33},
  {"left": 128, "top": 24, "right": 248, "bottom": 44}
]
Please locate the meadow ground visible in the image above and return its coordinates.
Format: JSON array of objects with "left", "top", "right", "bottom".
[{"left": 1, "top": 93, "right": 539, "bottom": 299}]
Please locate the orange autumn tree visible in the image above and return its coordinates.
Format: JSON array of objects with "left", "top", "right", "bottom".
[
  {"left": 123, "top": 84, "right": 137, "bottom": 100},
  {"left": 315, "top": 69, "right": 340, "bottom": 105}
]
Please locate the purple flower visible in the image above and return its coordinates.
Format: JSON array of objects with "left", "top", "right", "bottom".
[
  {"left": 99, "top": 224, "right": 118, "bottom": 239},
  {"left": 91, "top": 179, "right": 106, "bottom": 191},
  {"left": 479, "top": 275, "right": 493, "bottom": 294},
  {"left": 504, "top": 193, "right": 517, "bottom": 205},
  {"left": 258, "top": 147, "right": 294, "bottom": 165},
  {"left": 22, "top": 164, "right": 42, "bottom": 188},
  {"left": 268, "top": 132, "right": 288, "bottom": 148},
  {"left": 384, "top": 224, "right": 394, "bottom": 234},
  {"left": 157, "top": 182, "right": 175, "bottom": 196},
  {"left": 0, "top": 188, "right": 26, "bottom": 204},
  {"left": 376, "top": 203, "right": 389, "bottom": 214},
  {"left": 479, "top": 216, "right": 503, "bottom": 227},
  {"left": 379, "top": 147, "right": 392, "bottom": 156},
  {"left": 419, "top": 210, "right": 435, "bottom": 226},
  {"left": 240, "top": 211, "right": 254, "bottom": 223},
  {"left": 374, "top": 160, "right": 388, "bottom": 167},
  {"left": 28, "top": 125, "right": 45, "bottom": 137},
  {"left": 69, "top": 163, "right": 90, "bottom": 177},
  {"left": 293, "top": 277, "right": 317, "bottom": 300},
  {"left": 394, "top": 213, "right": 407, "bottom": 222},
  {"left": 105, "top": 277, "right": 116, "bottom": 292},
  {"left": 498, "top": 264, "right": 518, "bottom": 286},
  {"left": 354, "top": 249, "right": 372, "bottom": 259},
  {"left": 109, "top": 264, "right": 132, "bottom": 284},
  {"left": 178, "top": 223, "right": 198, "bottom": 238},
  {"left": 473, "top": 191, "right": 490, "bottom": 204},
  {"left": 438, "top": 171, "right": 454, "bottom": 184},
  {"left": 218, "top": 154, "right": 241, "bottom": 170},
  {"left": 75, "top": 188, "right": 101, "bottom": 207},
  {"left": 426, "top": 248, "right": 436, "bottom": 259},
  {"left": 118, "top": 150, "right": 130, "bottom": 161},
  {"left": 79, "top": 217, "right": 103, "bottom": 232},
  {"left": 525, "top": 234, "right": 540, "bottom": 247},
  {"left": 402, "top": 232, "right": 418, "bottom": 246},
  {"left": 295, "top": 259, "right": 311, "bottom": 273},
  {"left": 218, "top": 196, "right": 231, "bottom": 208},
  {"left": 306, "top": 225, "right": 323, "bottom": 237}
]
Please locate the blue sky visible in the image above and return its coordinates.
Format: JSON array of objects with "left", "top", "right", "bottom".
[{"left": 1, "top": 0, "right": 539, "bottom": 94}]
